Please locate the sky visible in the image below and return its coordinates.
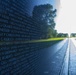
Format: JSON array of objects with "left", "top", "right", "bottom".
[
  {"left": 29, "top": 0, "right": 57, "bottom": 16},
  {"left": 55, "top": 0, "right": 76, "bottom": 34},
  {"left": 28, "top": 0, "right": 76, "bottom": 35}
]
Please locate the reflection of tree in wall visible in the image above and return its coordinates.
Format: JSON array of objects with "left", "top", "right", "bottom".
[{"left": 32, "top": 4, "right": 57, "bottom": 39}]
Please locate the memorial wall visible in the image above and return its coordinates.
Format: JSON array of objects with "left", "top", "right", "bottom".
[{"left": 0, "top": 0, "right": 57, "bottom": 75}]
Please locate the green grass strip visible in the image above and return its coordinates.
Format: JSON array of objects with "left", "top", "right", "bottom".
[
  {"left": 0, "top": 38, "right": 65, "bottom": 45},
  {"left": 29, "top": 38, "right": 65, "bottom": 43}
]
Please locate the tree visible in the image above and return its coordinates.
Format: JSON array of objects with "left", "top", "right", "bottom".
[
  {"left": 57, "top": 33, "right": 68, "bottom": 37},
  {"left": 32, "top": 4, "right": 57, "bottom": 38},
  {"left": 71, "top": 33, "right": 76, "bottom": 37}
]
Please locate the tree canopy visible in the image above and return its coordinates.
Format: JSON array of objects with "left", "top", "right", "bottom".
[
  {"left": 57, "top": 33, "right": 68, "bottom": 37},
  {"left": 32, "top": 4, "right": 57, "bottom": 38}
]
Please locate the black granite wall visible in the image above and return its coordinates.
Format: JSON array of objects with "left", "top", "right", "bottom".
[{"left": 0, "top": 0, "right": 58, "bottom": 75}]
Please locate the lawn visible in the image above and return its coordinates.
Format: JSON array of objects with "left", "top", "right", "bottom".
[
  {"left": 0, "top": 38, "right": 65, "bottom": 45},
  {"left": 29, "top": 37, "right": 65, "bottom": 43}
]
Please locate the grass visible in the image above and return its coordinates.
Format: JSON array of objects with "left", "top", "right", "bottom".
[
  {"left": 0, "top": 37, "right": 65, "bottom": 45},
  {"left": 29, "top": 37, "right": 65, "bottom": 43}
]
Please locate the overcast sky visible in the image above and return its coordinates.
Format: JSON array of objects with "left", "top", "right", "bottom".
[{"left": 55, "top": 0, "right": 76, "bottom": 34}]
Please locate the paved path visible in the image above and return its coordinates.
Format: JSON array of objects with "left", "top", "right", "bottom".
[
  {"left": 36, "top": 38, "right": 76, "bottom": 75},
  {"left": 36, "top": 38, "right": 68, "bottom": 75}
]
